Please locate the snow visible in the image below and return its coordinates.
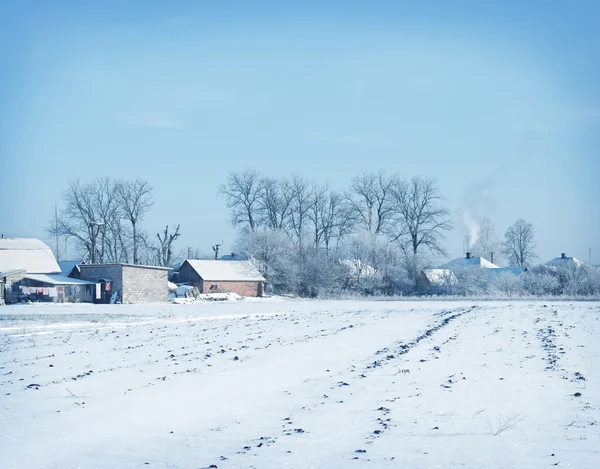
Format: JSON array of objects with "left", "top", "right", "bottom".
[
  {"left": 442, "top": 256, "right": 499, "bottom": 269},
  {"left": 546, "top": 256, "right": 585, "bottom": 268},
  {"left": 1, "top": 300, "right": 599, "bottom": 468},
  {"left": 422, "top": 268, "right": 457, "bottom": 285},
  {"left": 22, "top": 274, "right": 95, "bottom": 286},
  {"left": 0, "top": 238, "right": 61, "bottom": 274},
  {"left": 183, "top": 260, "right": 266, "bottom": 282}
]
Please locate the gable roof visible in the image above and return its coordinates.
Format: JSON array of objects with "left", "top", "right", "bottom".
[
  {"left": 545, "top": 255, "right": 585, "bottom": 268},
  {"left": 0, "top": 238, "right": 61, "bottom": 274},
  {"left": 59, "top": 260, "right": 81, "bottom": 277},
  {"left": 441, "top": 256, "right": 499, "bottom": 269},
  {"left": 182, "top": 260, "right": 265, "bottom": 282},
  {"left": 422, "top": 269, "right": 457, "bottom": 286}
]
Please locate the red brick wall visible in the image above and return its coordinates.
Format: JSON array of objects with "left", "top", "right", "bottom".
[{"left": 202, "top": 281, "right": 263, "bottom": 297}]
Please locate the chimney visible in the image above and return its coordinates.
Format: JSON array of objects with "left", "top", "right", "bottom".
[
  {"left": 561, "top": 253, "right": 566, "bottom": 259},
  {"left": 466, "top": 252, "right": 472, "bottom": 259},
  {"left": 490, "top": 252, "right": 494, "bottom": 264}
]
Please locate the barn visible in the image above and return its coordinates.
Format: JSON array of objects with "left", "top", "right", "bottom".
[
  {"left": 176, "top": 260, "right": 265, "bottom": 297},
  {"left": 0, "top": 238, "right": 95, "bottom": 303},
  {"left": 77, "top": 263, "right": 171, "bottom": 304}
]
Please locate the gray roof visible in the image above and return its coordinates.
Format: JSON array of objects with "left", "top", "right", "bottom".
[
  {"left": 183, "top": 260, "right": 265, "bottom": 282},
  {"left": 78, "top": 263, "right": 171, "bottom": 271}
]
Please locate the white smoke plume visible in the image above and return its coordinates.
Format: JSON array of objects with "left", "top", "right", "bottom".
[{"left": 463, "top": 210, "right": 481, "bottom": 249}]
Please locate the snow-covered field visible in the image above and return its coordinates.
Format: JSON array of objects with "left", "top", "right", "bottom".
[{"left": 1, "top": 299, "right": 599, "bottom": 469}]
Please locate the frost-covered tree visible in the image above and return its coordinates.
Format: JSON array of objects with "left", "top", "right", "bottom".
[
  {"left": 235, "top": 227, "right": 297, "bottom": 293},
  {"left": 472, "top": 217, "right": 501, "bottom": 262},
  {"left": 502, "top": 219, "right": 537, "bottom": 267}
]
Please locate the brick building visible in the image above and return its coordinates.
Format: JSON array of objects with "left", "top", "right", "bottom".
[
  {"left": 176, "top": 260, "right": 265, "bottom": 297},
  {"left": 77, "top": 264, "right": 171, "bottom": 304}
]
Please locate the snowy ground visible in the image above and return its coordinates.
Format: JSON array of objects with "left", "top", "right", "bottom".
[{"left": 1, "top": 299, "right": 599, "bottom": 469}]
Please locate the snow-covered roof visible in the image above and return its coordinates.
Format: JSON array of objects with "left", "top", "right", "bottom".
[
  {"left": 341, "top": 259, "right": 376, "bottom": 278},
  {"left": 183, "top": 260, "right": 265, "bottom": 282},
  {"left": 545, "top": 255, "right": 585, "bottom": 268},
  {"left": 0, "top": 238, "right": 61, "bottom": 274},
  {"left": 422, "top": 269, "right": 457, "bottom": 286},
  {"left": 441, "top": 256, "right": 499, "bottom": 269},
  {"left": 23, "top": 274, "right": 95, "bottom": 286}
]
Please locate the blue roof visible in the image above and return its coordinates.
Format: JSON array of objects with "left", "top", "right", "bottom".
[
  {"left": 58, "top": 260, "right": 80, "bottom": 276},
  {"left": 219, "top": 253, "right": 249, "bottom": 261}
]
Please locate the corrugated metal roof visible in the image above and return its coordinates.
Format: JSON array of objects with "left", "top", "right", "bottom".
[
  {"left": 0, "top": 238, "right": 61, "bottom": 274},
  {"left": 183, "top": 260, "right": 265, "bottom": 282},
  {"left": 23, "top": 274, "right": 96, "bottom": 285}
]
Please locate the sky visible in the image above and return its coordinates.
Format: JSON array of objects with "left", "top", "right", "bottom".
[{"left": 1, "top": 1, "right": 598, "bottom": 265}]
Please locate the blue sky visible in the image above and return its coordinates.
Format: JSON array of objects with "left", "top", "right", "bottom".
[{"left": 1, "top": 1, "right": 598, "bottom": 264}]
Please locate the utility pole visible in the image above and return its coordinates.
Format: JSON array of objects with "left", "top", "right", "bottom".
[
  {"left": 90, "top": 221, "right": 104, "bottom": 264},
  {"left": 55, "top": 203, "right": 59, "bottom": 261},
  {"left": 212, "top": 243, "right": 221, "bottom": 260}
]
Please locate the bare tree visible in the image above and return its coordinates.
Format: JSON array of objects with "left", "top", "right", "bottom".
[
  {"left": 308, "top": 182, "right": 330, "bottom": 249},
  {"left": 156, "top": 225, "right": 181, "bottom": 267},
  {"left": 219, "top": 170, "right": 263, "bottom": 231},
  {"left": 346, "top": 171, "right": 396, "bottom": 235},
  {"left": 472, "top": 217, "right": 501, "bottom": 262},
  {"left": 389, "top": 176, "right": 452, "bottom": 256},
  {"left": 116, "top": 178, "right": 154, "bottom": 264},
  {"left": 257, "top": 177, "right": 293, "bottom": 230},
  {"left": 502, "top": 219, "right": 536, "bottom": 267},
  {"left": 288, "top": 175, "right": 311, "bottom": 245},
  {"left": 319, "top": 190, "right": 355, "bottom": 254},
  {"left": 49, "top": 178, "right": 124, "bottom": 263}
]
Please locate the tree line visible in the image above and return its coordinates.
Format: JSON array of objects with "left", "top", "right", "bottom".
[
  {"left": 46, "top": 172, "right": 597, "bottom": 297},
  {"left": 47, "top": 177, "right": 181, "bottom": 267}
]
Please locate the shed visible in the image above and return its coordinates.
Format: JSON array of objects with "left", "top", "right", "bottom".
[
  {"left": 77, "top": 263, "right": 171, "bottom": 304},
  {"left": 177, "top": 260, "right": 265, "bottom": 297},
  {"left": 15, "top": 274, "right": 95, "bottom": 303}
]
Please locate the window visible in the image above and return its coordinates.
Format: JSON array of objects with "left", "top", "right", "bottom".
[{"left": 210, "top": 284, "right": 218, "bottom": 290}]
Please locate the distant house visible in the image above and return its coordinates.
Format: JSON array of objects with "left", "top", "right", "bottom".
[
  {"left": 441, "top": 252, "right": 500, "bottom": 269},
  {"left": 422, "top": 269, "right": 457, "bottom": 287},
  {"left": 77, "top": 263, "right": 171, "bottom": 304},
  {"left": 176, "top": 260, "right": 266, "bottom": 297},
  {"left": 219, "top": 252, "right": 250, "bottom": 261},
  {"left": 0, "top": 238, "right": 95, "bottom": 303},
  {"left": 544, "top": 253, "right": 585, "bottom": 268}
]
